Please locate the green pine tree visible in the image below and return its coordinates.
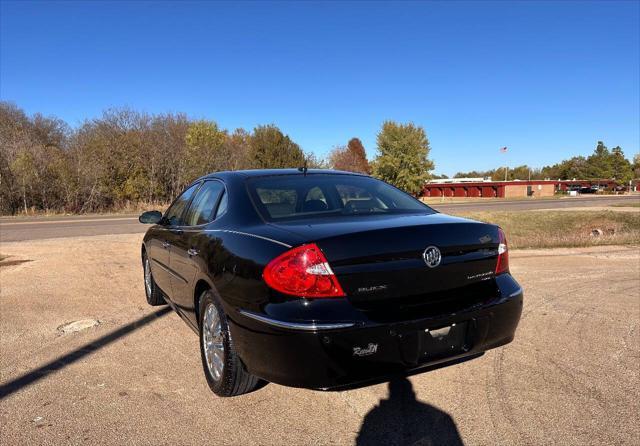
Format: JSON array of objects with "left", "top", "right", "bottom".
[{"left": 610, "top": 146, "right": 634, "bottom": 183}]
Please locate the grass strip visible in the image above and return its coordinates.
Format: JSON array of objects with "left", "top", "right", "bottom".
[{"left": 452, "top": 210, "right": 640, "bottom": 249}]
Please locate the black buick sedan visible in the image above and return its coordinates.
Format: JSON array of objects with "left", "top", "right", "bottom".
[{"left": 139, "top": 169, "right": 522, "bottom": 397}]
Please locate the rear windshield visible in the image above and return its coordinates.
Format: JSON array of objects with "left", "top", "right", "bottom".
[{"left": 247, "top": 174, "right": 434, "bottom": 221}]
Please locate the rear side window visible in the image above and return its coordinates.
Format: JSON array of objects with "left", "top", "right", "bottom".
[
  {"left": 183, "top": 181, "right": 225, "bottom": 226},
  {"left": 216, "top": 191, "right": 228, "bottom": 216},
  {"left": 164, "top": 183, "right": 199, "bottom": 226},
  {"left": 247, "top": 174, "right": 433, "bottom": 221}
]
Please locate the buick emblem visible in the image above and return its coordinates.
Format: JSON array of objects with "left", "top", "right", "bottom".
[{"left": 423, "top": 246, "right": 441, "bottom": 268}]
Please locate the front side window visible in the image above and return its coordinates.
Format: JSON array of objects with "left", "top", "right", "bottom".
[
  {"left": 164, "top": 183, "right": 199, "bottom": 226},
  {"left": 247, "top": 174, "right": 433, "bottom": 221},
  {"left": 183, "top": 181, "right": 225, "bottom": 226}
]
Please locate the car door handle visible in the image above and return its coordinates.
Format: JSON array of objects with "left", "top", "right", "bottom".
[
  {"left": 162, "top": 241, "right": 171, "bottom": 249},
  {"left": 187, "top": 248, "right": 199, "bottom": 257}
]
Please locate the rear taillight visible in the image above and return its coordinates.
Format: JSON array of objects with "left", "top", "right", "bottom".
[
  {"left": 263, "top": 243, "right": 345, "bottom": 298},
  {"left": 495, "top": 228, "right": 509, "bottom": 275}
]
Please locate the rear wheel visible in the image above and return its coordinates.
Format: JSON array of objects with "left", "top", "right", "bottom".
[
  {"left": 143, "top": 252, "right": 165, "bottom": 306},
  {"left": 198, "top": 290, "right": 261, "bottom": 397}
]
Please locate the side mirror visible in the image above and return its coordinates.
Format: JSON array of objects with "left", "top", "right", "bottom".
[{"left": 139, "top": 210, "right": 163, "bottom": 224}]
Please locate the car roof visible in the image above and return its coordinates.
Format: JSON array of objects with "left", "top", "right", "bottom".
[{"left": 200, "top": 168, "right": 368, "bottom": 181}]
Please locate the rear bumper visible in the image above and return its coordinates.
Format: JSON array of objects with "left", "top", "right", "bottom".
[{"left": 229, "top": 277, "right": 523, "bottom": 390}]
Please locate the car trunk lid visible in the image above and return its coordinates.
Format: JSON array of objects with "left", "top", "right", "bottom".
[{"left": 270, "top": 213, "right": 501, "bottom": 317}]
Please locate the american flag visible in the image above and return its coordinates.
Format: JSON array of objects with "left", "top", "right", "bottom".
[{"left": 500, "top": 147, "right": 508, "bottom": 153}]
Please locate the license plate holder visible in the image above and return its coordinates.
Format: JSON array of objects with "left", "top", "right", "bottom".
[{"left": 421, "top": 321, "right": 469, "bottom": 359}]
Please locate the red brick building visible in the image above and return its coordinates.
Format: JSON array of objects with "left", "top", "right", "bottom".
[{"left": 421, "top": 179, "right": 620, "bottom": 199}]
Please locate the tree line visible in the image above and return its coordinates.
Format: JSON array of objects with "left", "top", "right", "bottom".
[
  {"left": 0, "top": 102, "right": 434, "bottom": 214},
  {"left": 452, "top": 141, "right": 639, "bottom": 183},
  {"left": 2, "top": 101, "right": 636, "bottom": 215}
]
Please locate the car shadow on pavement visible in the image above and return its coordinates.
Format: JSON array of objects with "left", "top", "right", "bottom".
[
  {"left": 356, "top": 377, "right": 464, "bottom": 446},
  {"left": 0, "top": 306, "right": 172, "bottom": 400}
]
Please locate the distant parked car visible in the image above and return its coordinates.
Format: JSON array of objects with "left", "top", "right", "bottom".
[
  {"left": 138, "top": 169, "right": 523, "bottom": 396},
  {"left": 613, "top": 184, "right": 627, "bottom": 193}
]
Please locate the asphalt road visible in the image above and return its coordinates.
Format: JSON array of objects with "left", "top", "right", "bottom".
[
  {"left": 0, "top": 195, "right": 638, "bottom": 242},
  {"left": 0, "top": 214, "right": 143, "bottom": 242},
  {"left": 1, "top": 235, "right": 638, "bottom": 445},
  {"left": 430, "top": 194, "right": 639, "bottom": 211}
]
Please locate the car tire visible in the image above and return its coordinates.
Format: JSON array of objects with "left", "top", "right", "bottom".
[
  {"left": 143, "top": 251, "right": 165, "bottom": 306},
  {"left": 198, "top": 289, "right": 261, "bottom": 397}
]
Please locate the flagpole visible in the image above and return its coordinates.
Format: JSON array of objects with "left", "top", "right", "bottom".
[{"left": 500, "top": 146, "right": 508, "bottom": 181}]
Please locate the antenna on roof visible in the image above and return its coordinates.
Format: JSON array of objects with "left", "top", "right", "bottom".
[{"left": 298, "top": 159, "right": 308, "bottom": 176}]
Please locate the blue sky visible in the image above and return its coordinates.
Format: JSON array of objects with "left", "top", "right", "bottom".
[{"left": 1, "top": 1, "right": 638, "bottom": 176}]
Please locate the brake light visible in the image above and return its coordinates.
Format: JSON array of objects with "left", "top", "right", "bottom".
[
  {"left": 263, "top": 243, "right": 345, "bottom": 298},
  {"left": 495, "top": 228, "right": 509, "bottom": 275}
]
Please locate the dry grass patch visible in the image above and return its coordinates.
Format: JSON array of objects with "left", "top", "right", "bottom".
[
  {"left": 2, "top": 201, "right": 170, "bottom": 217},
  {"left": 453, "top": 210, "right": 640, "bottom": 249},
  {"left": 611, "top": 202, "right": 640, "bottom": 208}
]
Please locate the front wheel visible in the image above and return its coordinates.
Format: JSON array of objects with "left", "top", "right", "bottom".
[
  {"left": 143, "top": 251, "right": 165, "bottom": 306},
  {"left": 198, "top": 290, "right": 261, "bottom": 397}
]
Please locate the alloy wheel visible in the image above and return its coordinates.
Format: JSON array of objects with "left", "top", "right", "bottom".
[
  {"left": 202, "top": 303, "right": 225, "bottom": 381},
  {"left": 144, "top": 257, "right": 152, "bottom": 297}
]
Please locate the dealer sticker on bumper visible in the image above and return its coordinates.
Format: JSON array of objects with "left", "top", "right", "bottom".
[{"left": 353, "top": 343, "right": 379, "bottom": 357}]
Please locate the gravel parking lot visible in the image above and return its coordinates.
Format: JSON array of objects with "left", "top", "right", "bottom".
[{"left": 1, "top": 234, "right": 638, "bottom": 445}]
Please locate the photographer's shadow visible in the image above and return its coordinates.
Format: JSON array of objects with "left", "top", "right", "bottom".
[{"left": 356, "top": 377, "right": 464, "bottom": 446}]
